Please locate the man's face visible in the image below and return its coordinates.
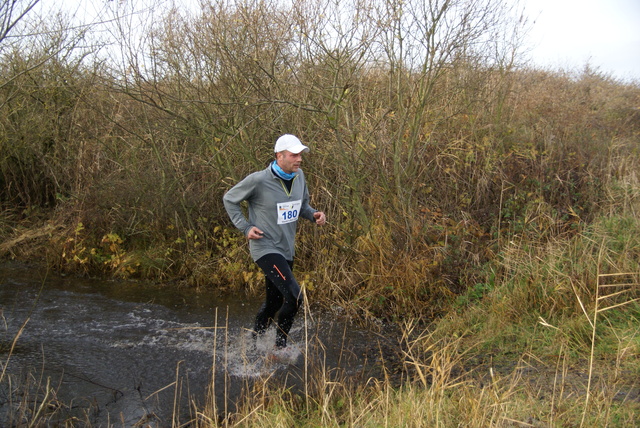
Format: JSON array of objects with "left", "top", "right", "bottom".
[{"left": 277, "top": 150, "right": 302, "bottom": 173}]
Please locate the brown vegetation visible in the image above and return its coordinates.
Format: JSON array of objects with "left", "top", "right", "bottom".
[{"left": 1, "top": 1, "right": 636, "bottom": 320}]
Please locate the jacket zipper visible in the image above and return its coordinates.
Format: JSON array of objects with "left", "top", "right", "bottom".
[{"left": 278, "top": 175, "right": 298, "bottom": 197}]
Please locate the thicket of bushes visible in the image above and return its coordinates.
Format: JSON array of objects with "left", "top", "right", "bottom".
[{"left": 1, "top": 0, "right": 639, "bottom": 321}]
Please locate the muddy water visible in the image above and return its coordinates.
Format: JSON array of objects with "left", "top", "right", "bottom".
[{"left": 0, "top": 262, "right": 393, "bottom": 426}]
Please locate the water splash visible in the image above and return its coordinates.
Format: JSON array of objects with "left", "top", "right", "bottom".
[{"left": 220, "top": 328, "right": 303, "bottom": 378}]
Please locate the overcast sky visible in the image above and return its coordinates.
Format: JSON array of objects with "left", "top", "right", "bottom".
[
  {"left": 46, "top": 0, "right": 640, "bottom": 82},
  {"left": 522, "top": 0, "right": 640, "bottom": 81}
]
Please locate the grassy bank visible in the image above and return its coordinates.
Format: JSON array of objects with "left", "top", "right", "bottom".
[
  {"left": 1, "top": 0, "right": 639, "bottom": 425},
  {"left": 196, "top": 212, "right": 639, "bottom": 427}
]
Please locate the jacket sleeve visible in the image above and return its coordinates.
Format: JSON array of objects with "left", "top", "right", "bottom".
[{"left": 222, "top": 175, "right": 255, "bottom": 236}]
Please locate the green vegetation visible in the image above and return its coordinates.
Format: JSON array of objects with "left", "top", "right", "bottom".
[{"left": 1, "top": 0, "right": 639, "bottom": 426}]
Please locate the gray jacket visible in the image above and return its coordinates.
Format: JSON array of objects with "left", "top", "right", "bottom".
[{"left": 222, "top": 165, "right": 318, "bottom": 261}]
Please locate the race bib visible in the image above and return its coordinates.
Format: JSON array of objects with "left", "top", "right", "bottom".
[{"left": 277, "top": 200, "right": 302, "bottom": 225}]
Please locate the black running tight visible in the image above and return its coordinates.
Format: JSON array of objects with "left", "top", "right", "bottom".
[{"left": 253, "top": 253, "right": 302, "bottom": 348}]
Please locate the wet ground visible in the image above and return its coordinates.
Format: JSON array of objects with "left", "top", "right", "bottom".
[{"left": 0, "top": 262, "right": 398, "bottom": 426}]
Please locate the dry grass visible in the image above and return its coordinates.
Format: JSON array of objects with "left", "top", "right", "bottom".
[{"left": 202, "top": 326, "right": 638, "bottom": 427}]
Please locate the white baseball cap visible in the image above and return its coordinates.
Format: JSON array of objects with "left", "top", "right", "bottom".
[{"left": 274, "top": 134, "right": 309, "bottom": 154}]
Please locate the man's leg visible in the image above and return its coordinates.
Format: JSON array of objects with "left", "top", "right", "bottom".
[
  {"left": 255, "top": 253, "right": 302, "bottom": 348},
  {"left": 253, "top": 275, "right": 283, "bottom": 336}
]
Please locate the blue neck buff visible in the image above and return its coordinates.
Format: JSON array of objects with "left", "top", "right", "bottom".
[{"left": 271, "top": 160, "right": 296, "bottom": 180}]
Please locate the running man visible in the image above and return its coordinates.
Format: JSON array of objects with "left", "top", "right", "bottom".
[{"left": 222, "top": 134, "right": 326, "bottom": 349}]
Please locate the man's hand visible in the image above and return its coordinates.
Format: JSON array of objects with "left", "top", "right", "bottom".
[
  {"left": 313, "top": 211, "right": 326, "bottom": 226},
  {"left": 248, "top": 227, "right": 264, "bottom": 239}
]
